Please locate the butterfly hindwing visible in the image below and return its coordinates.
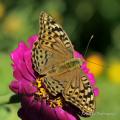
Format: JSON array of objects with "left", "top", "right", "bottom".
[
  {"left": 43, "top": 62, "right": 95, "bottom": 115},
  {"left": 43, "top": 76, "right": 64, "bottom": 96},
  {"left": 63, "top": 67, "right": 95, "bottom": 116}
]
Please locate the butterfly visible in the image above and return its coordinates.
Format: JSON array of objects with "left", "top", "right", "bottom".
[{"left": 32, "top": 11, "right": 96, "bottom": 116}]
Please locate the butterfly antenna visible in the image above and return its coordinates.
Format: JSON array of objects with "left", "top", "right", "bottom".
[
  {"left": 84, "top": 35, "right": 94, "bottom": 57},
  {"left": 83, "top": 35, "right": 109, "bottom": 68}
]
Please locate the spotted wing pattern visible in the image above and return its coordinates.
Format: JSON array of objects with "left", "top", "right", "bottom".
[
  {"left": 39, "top": 11, "right": 73, "bottom": 54},
  {"left": 43, "top": 66, "right": 95, "bottom": 116},
  {"left": 32, "top": 11, "right": 74, "bottom": 75},
  {"left": 63, "top": 67, "right": 95, "bottom": 116},
  {"left": 32, "top": 11, "right": 96, "bottom": 117}
]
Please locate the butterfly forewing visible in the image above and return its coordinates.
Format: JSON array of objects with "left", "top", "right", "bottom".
[
  {"left": 32, "top": 11, "right": 74, "bottom": 74},
  {"left": 39, "top": 12, "right": 74, "bottom": 55}
]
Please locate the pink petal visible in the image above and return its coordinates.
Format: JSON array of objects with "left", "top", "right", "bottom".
[
  {"left": 13, "top": 66, "right": 29, "bottom": 82},
  {"left": 21, "top": 96, "right": 41, "bottom": 110},
  {"left": 81, "top": 62, "right": 89, "bottom": 74},
  {"left": 11, "top": 41, "right": 35, "bottom": 82},
  {"left": 28, "top": 35, "right": 38, "bottom": 49},
  {"left": 15, "top": 60, "right": 35, "bottom": 82},
  {"left": 9, "top": 80, "right": 37, "bottom": 95},
  {"left": 93, "top": 87, "right": 99, "bottom": 96},
  {"left": 9, "top": 80, "right": 19, "bottom": 93},
  {"left": 74, "top": 51, "right": 83, "bottom": 59},
  {"left": 19, "top": 96, "right": 42, "bottom": 120},
  {"left": 40, "top": 101, "right": 57, "bottom": 119},
  {"left": 11, "top": 42, "right": 29, "bottom": 63},
  {"left": 24, "top": 50, "right": 35, "bottom": 78},
  {"left": 87, "top": 73, "right": 96, "bottom": 85},
  {"left": 55, "top": 107, "right": 77, "bottom": 120}
]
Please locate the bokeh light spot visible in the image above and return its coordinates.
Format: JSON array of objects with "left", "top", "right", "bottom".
[
  {"left": 76, "top": 1, "right": 94, "bottom": 22},
  {"left": 99, "top": 0, "right": 120, "bottom": 20},
  {"left": 112, "top": 24, "right": 120, "bottom": 50},
  {"left": 0, "top": 2, "right": 5, "bottom": 18},
  {"left": 86, "top": 53, "right": 105, "bottom": 77},
  {"left": 107, "top": 61, "right": 120, "bottom": 84}
]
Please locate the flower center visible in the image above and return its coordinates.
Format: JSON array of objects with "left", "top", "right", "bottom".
[{"left": 34, "top": 77, "right": 63, "bottom": 108}]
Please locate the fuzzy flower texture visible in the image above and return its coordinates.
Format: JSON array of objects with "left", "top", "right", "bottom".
[{"left": 9, "top": 35, "right": 99, "bottom": 120}]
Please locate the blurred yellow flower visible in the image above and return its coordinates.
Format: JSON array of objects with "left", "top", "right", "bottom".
[
  {"left": 0, "top": 2, "right": 5, "bottom": 18},
  {"left": 107, "top": 61, "right": 120, "bottom": 84},
  {"left": 3, "top": 13, "right": 24, "bottom": 36},
  {"left": 86, "top": 53, "right": 104, "bottom": 77}
]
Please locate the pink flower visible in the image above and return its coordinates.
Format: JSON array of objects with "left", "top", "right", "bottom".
[
  {"left": 9, "top": 35, "right": 99, "bottom": 120},
  {"left": 9, "top": 35, "right": 76, "bottom": 120}
]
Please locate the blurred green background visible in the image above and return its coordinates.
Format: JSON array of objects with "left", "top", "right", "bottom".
[{"left": 0, "top": 0, "right": 120, "bottom": 120}]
